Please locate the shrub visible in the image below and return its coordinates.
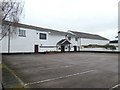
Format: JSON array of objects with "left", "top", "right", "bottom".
[
  {"left": 104, "top": 44, "right": 116, "bottom": 50},
  {"left": 83, "top": 44, "right": 116, "bottom": 50}
]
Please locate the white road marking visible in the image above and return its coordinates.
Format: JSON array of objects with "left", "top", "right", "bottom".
[
  {"left": 40, "top": 65, "right": 72, "bottom": 70},
  {"left": 65, "top": 66, "right": 69, "bottom": 68},
  {"left": 41, "top": 66, "right": 71, "bottom": 70},
  {"left": 53, "top": 65, "right": 71, "bottom": 69},
  {"left": 4, "top": 64, "right": 27, "bottom": 88},
  {"left": 25, "top": 70, "right": 95, "bottom": 86},
  {"left": 110, "top": 84, "right": 120, "bottom": 90},
  {"left": 24, "top": 65, "right": 72, "bottom": 73}
]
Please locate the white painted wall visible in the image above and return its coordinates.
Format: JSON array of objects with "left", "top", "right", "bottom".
[
  {"left": 68, "top": 37, "right": 109, "bottom": 51},
  {"left": 2, "top": 28, "right": 56, "bottom": 53},
  {"left": 69, "top": 37, "right": 77, "bottom": 46},
  {"left": 1, "top": 26, "right": 110, "bottom": 53},
  {"left": 39, "top": 34, "right": 65, "bottom": 52},
  {"left": 1, "top": 27, "right": 68, "bottom": 53},
  {"left": 109, "top": 43, "right": 118, "bottom": 47},
  {"left": 1, "top": 35, "right": 8, "bottom": 53},
  {"left": 68, "top": 37, "right": 80, "bottom": 51},
  {"left": 2, "top": 28, "right": 36, "bottom": 53},
  {"left": 81, "top": 38, "right": 109, "bottom": 45},
  {"left": 81, "top": 48, "right": 108, "bottom": 51}
]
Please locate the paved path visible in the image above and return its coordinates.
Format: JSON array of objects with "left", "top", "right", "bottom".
[{"left": 2, "top": 52, "right": 118, "bottom": 89}]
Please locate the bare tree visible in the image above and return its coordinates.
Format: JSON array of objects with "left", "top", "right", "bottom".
[
  {"left": 1, "top": 0, "right": 24, "bottom": 40},
  {"left": 1, "top": 0, "right": 24, "bottom": 53}
]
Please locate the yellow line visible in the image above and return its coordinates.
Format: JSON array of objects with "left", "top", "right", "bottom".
[{"left": 3, "top": 64, "right": 27, "bottom": 88}]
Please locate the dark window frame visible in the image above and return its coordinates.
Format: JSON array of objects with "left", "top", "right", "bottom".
[
  {"left": 68, "top": 37, "right": 71, "bottom": 41},
  {"left": 19, "top": 29, "right": 26, "bottom": 37},
  {"left": 39, "top": 33, "right": 47, "bottom": 40},
  {"left": 75, "top": 38, "right": 78, "bottom": 41}
]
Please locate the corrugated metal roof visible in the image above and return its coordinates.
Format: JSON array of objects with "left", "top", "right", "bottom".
[{"left": 69, "top": 31, "right": 109, "bottom": 40}]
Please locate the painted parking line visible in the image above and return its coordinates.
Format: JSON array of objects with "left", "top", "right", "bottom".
[
  {"left": 25, "top": 70, "right": 95, "bottom": 86},
  {"left": 23, "top": 65, "right": 72, "bottom": 73},
  {"left": 3, "top": 64, "right": 27, "bottom": 88},
  {"left": 109, "top": 84, "right": 120, "bottom": 90},
  {"left": 39, "top": 65, "right": 72, "bottom": 70}
]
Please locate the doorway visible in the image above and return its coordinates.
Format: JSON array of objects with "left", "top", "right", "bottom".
[
  {"left": 61, "top": 45, "right": 65, "bottom": 52},
  {"left": 74, "top": 46, "right": 77, "bottom": 52},
  {"left": 34, "top": 45, "right": 39, "bottom": 53}
]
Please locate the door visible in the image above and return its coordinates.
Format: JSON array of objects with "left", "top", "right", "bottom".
[
  {"left": 34, "top": 45, "right": 39, "bottom": 53},
  {"left": 61, "top": 45, "right": 65, "bottom": 52},
  {"left": 74, "top": 46, "right": 77, "bottom": 52}
]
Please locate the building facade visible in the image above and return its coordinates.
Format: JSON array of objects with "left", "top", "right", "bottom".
[
  {"left": 1, "top": 21, "right": 109, "bottom": 53},
  {"left": 68, "top": 31, "right": 109, "bottom": 49}
]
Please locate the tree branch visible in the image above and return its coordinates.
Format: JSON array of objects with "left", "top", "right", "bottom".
[{"left": 2, "top": 1, "right": 16, "bottom": 21}]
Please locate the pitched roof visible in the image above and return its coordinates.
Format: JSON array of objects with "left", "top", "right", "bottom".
[
  {"left": 69, "top": 31, "right": 109, "bottom": 40},
  {"left": 2, "top": 20, "right": 67, "bottom": 35},
  {"left": 2, "top": 20, "right": 109, "bottom": 40},
  {"left": 57, "top": 39, "right": 71, "bottom": 45}
]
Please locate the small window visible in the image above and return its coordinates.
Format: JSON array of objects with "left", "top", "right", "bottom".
[
  {"left": 68, "top": 37, "right": 71, "bottom": 41},
  {"left": 75, "top": 38, "right": 78, "bottom": 41},
  {"left": 39, "top": 33, "right": 47, "bottom": 40},
  {"left": 19, "top": 29, "right": 26, "bottom": 37}
]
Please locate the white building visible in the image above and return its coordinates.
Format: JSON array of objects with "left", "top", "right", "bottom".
[
  {"left": 68, "top": 31, "right": 109, "bottom": 50},
  {"left": 1, "top": 21, "right": 109, "bottom": 53},
  {"left": 109, "top": 40, "right": 118, "bottom": 46},
  {"left": 109, "top": 40, "right": 118, "bottom": 51}
]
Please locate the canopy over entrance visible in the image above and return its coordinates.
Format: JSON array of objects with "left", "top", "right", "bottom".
[
  {"left": 57, "top": 39, "right": 71, "bottom": 52},
  {"left": 57, "top": 39, "right": 71, "bottom": 46}
]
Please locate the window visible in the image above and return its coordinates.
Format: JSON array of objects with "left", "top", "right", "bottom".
[
  {"left": 19, "top": 29, "right": 26, "bottom": 37},
  {"left": 39, "top": 33, "right": 47, "bottom": 40},
  {"left": 68, "top": 37, "right": 71, "bottom": 41},
  {"left": 75, "top": 38, "right": 78, "bottom": 41}
]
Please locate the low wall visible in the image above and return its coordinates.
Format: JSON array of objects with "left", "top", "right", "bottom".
[{"left": 2, "top": 50, "right": 119, "bottom": 55}]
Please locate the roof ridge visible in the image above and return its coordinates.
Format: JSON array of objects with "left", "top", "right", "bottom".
[
  {"left": 69, "top": 30, "right": 109, "bottom": 40},
  {"left": 3, "top": 20, "right": 67, "bottom": 34}
]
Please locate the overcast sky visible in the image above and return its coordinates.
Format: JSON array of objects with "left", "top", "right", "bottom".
[{"left": 21, "top": 0, "right": 119, "bottom": 40}]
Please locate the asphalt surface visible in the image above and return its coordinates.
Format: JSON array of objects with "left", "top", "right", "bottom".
[{"left": 2, "top": 52, "right": 118, "bottom": 88}]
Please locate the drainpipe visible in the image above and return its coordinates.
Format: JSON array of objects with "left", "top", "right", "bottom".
[
  {"left": 80, "top": 38, "right": 81, "bottom": 51},
  {"left": 8, "top": 27, "right": 10, "bottom": 53}
]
